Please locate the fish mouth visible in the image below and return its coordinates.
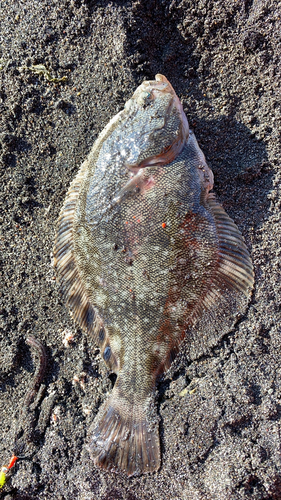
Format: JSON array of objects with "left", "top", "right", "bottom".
[
  {"left": 140, "top": 74, "right": 185, "bottom": 109},
  {"left": 137, "top": 74, "right": 173, "bottom": 101},
  {"left": 131, "top": 74, "right": 188, "bottom": 126}
]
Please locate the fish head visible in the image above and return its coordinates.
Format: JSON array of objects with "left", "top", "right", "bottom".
[{"left": 121, "top": 74, "right": 189, "bottom": 168}]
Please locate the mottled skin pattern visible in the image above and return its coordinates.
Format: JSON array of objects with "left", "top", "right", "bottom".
[{"left": 54, "top": 75, "right": 254, "bottom": 476}]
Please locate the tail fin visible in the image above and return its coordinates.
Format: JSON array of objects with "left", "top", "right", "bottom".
[{"left": 87, "top": 388, "right": 160, "bottom": 476}]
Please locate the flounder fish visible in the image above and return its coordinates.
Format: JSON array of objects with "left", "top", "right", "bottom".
[{"left": 54, "top": 75, "right": 254, "bottom": 476}]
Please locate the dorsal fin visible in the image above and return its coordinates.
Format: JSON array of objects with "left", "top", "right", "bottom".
[
  {"left": 54, "top": 164, "right": 118, "bottom": 372},
  {"left": 54, "top": 111, "right": 126, "bottom": 372},
  {"left": 54, "top": 161, "right": 97, "bottom": 336}
]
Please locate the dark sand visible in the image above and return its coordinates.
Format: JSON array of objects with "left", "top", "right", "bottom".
[{"left": 0, "top": 1, "right": 280, "bottom": 498}]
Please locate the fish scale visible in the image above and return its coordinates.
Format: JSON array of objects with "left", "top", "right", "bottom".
[{"left": 54, "top": 74, "right": 254, "bottom": 476}]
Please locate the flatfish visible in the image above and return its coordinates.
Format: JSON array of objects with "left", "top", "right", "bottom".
[{"left": 54, "top": 75, "right": 254, "bottom": 476}]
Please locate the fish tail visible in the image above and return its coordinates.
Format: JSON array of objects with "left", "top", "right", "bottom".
[{"left": 87, "top": 387, "right": 160, "bottom": 476}]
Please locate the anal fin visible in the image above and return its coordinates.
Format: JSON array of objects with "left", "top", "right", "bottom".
[{"left": 185, "top": 192, "right": 254, "bottom": 360}]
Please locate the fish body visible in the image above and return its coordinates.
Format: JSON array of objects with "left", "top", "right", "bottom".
[{"left": 54, "top": 75, "right": 254, "bottom": 476}]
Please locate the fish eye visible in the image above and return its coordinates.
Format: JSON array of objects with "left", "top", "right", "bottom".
[{"left": 143, "top": 91, "right": 153, "bottom": 107}]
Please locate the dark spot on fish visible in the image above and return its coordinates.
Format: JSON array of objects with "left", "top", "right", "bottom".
[
  {"left": 169, "top": 348, "right": 178, "bottom": 365},
  {"left": 109, "top": 373, "right": 117, "bottom": 387},
  {"left": 99, "top": 328, "right": 105, "bottom": 342},
  {"left": 142, "top": 269, "right": 150, "bottom": 280},
  {"left": 85, "top": 306, "right": 95, "bottom": 329},
  {"left": 103, "top": 346, "right": 111, "bottom": 361},
  {"left": 113, "top": 243, "right": 118, "bottom": 251}
]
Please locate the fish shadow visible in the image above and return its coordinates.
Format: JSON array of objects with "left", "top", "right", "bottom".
[
  {"left": 191, "top": 113, "right": 272, "bottom": 236},
  {"left": 124, "top": 1, "right": 273, "bottom": 238}
]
